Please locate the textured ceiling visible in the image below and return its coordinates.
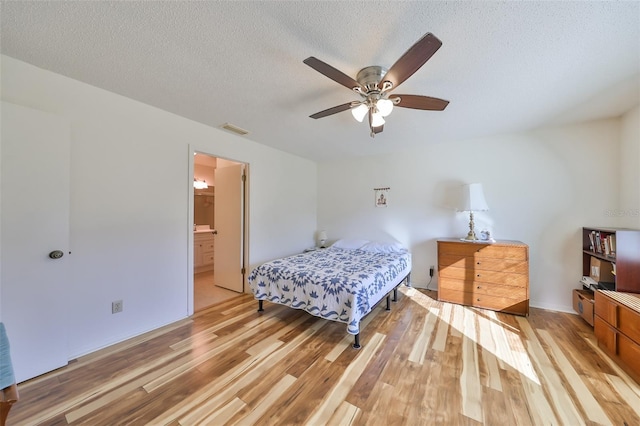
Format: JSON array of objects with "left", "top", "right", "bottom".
[{"left": 1, "top": 1, "right": 638, "bottom": 162}]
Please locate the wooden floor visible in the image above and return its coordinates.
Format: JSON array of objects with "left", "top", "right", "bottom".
[{"left": 8, "top": 287, "right": 640, "bottom": 425}]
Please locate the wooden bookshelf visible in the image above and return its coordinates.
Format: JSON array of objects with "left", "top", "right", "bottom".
[{"left": 582, "top": 227, "right": 640, "bottom": 293}]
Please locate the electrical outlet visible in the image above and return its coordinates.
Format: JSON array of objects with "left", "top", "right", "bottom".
[
  {"left": 112, "top": 300, "right": 123, "bottom": 314},
  {"left": 429, "top": 266, "right": 434, "bottom": 277}
]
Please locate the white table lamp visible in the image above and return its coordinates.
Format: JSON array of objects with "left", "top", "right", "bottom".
[
  {"left": 459, "top": 183, "right": 489, "bottom": 241},
  {"left": 318, "top": 230, "right": 327, "bottom": 248}
]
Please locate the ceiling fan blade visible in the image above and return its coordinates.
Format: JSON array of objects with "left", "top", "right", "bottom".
[
  {"left": 304, "top": 57, "right": 361, "bottom": 91},
  {"left": 309, "top": 102, "right": 353, "bottom": 119},
  {"left": 394, "top": 94, "right": 449, "bottom": 111},
  {"left": 382, "top": 33, "right": 442, "bottom": 90}
]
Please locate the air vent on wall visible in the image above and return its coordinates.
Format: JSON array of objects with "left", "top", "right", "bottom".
[{"left": 220, "top": 122, "right": 250, "bottom": 136}]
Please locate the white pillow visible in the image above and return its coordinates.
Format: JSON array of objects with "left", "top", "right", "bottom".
[
  {"left": 360, "top": 241, "right": 406, "bottom": 254},
  {"left": 331, "top": 239, "right": 370, "bottom": 250}
]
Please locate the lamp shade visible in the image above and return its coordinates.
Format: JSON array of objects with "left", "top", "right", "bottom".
[
  {"left": 376, "top": 98, "right": 394, "bottom": 117},
  {"left": 351, "top": 104, "right": 368, "bottom": 122},
  {"left": 460, "top": 183, "right": 489, "bottom": 212},
  {"left": 370, "top": 112, "right": 385, "bottom": 127}
]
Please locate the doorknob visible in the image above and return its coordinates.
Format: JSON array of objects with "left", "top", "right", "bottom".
[
  {"left": 212, "top": 230, "right": 218, "bottom": 235},
  {"left": 49, "top": 250, "right": 64, "bottom": 259}
]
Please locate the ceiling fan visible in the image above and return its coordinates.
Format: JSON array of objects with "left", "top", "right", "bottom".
[{"left": 304, "top": 32, "right": 449, "bottom": 137}]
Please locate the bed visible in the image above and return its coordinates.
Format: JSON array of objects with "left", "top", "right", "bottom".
[{"left": 247, "top": 239, "right": 411, "bottom": 348}]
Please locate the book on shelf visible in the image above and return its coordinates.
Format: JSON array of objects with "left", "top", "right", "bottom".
[
  {"left": 589, "top": 231, "right": 616, "bottom": 257},
  {"left": 608, "top": 234, "right": 616, "bottom": 256}
]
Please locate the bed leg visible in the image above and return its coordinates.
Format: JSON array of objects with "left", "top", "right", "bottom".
[
  {"left": 386, "top": 294, "right": 391, "bottom": 311},
  {"left": 353, "top": 334, "right": 361, "bottom": 349},
  {"left": 257, "top": 300, "right": 264, "bottom": 312},
  {"left": 393, "top": 286, "right": 398, "bottom": 302},
  {"left": 405, "top": 273, "right": 411, "bottom": 287}
]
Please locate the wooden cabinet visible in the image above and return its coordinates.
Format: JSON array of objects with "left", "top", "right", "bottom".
[
  {"left": 194, "top": 232, "right": 215, "bottom": 273},
  {"left": 437, "top": 239, "right": 529, "bottom": 316},
  {"left": 594, "top": 290, "right": 640, "bottom": 383},
  {"left": 581, "top": 227, "right": 640, "bottom": 293}
]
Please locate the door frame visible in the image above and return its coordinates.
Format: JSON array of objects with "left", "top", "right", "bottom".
[{"left": 186, "top": 145, "right": 250, "bottom": 315}]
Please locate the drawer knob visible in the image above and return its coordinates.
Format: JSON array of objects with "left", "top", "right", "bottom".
[
  {"left": 477, "top": 286, "right": 481, "bottom": 289},
  {"left": 476, "top": 274, "right": 481, "bottom": 277},
  {"left": 477, "top": 261, "right": 481, "bottom": 265},
  {"left": 477, "top": 298, "right": 481, "bottom": 301}
]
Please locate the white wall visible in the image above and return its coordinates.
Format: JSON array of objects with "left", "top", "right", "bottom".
[
  {"left": 0, "top": 55, "right": 317, "bottom": 358},
  {"left": 318, "top": 119, "right": 622, "bottom": 312},
  {"left": 619, "top": 105, "right": 640, "bottom": 228}
]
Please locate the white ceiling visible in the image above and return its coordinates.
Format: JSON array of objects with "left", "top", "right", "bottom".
[{"left": 1, "top": 1, "right": 638, "bottom": 162}]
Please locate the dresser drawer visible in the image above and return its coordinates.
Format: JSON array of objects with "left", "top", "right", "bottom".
[
  {"left": 437, "top": 241, "right": 527, "bottom": 260},
  {"left": 439, "top": 267, "right": 527, "bottom": 288},
  {"left": 618, "top": 332, "right": 640, "bottom": 379},
  {"left": 594, "top": 315, "right": 617, "bottom": 355},
  {"left": 439, "top": 278, "right": 526, "bottom": 299},
  {"left": 572, "top": 289, "right": 594, "bottom": 326},
  {"left": 438, "top": 287, "right": 528, "bottom": 316},
  {"left": 438, "top": 254, "right": 528, "bottom": 274},
  {"left": 595, "top": 291, "right": 618, "bottom": 327},
  {"left": 618, "top": 304, "right": 640, "bottom": 344}
]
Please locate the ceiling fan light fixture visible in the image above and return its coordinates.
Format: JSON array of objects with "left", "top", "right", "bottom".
[
  {"left": 304, "top": 32, "right": 449, "bottom": 137},
  {"left": 376, "top": 98, "right": 394, "bottom": 117},
  {"left": 351, "top": 104, "right": 368, "bottom": 122},
  {"left": 371, "top": 111, "right": 385, "bottom": 127}
]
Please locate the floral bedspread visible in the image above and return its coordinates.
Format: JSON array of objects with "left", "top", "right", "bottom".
[{"left": 247, "top": 247, "right": 411, "bottom": 335}]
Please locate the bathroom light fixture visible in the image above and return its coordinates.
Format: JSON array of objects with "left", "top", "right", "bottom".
[
  {"left": 194, "top": 179, "right": 208, "bottom": 189},
  {"left": 459, "top": 183, "right": 489, "bottom": 241}
]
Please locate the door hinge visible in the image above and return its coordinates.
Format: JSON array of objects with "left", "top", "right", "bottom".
[
  {"left": 241, "top": 267, "right": 246, "bottom": 275},
  {"left": 242, "top": 173, "right": 246, "bottom": 182}
]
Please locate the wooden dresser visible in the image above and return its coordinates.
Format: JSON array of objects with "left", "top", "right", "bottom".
[
  {"left": 437, "top": 239, "right": 529, "bottom": 316},
  {"left": 594, "top": 290, "right": 640, "bottom": 383}
]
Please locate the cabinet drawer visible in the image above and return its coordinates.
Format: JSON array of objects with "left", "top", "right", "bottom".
[
  {"left": 618, "top": 332, "right": 640, "bottom": 379},
  {"left": 202, "top": 253, "right": 214, "bottom": 264},
  {"left": 438, "top": 242, "right": 527, "bottom": 260},
  {"left": 618, "top": 305, "right": 640, "bottom": 345},
  {"left": 594, "top": 315, "right": 617, "bottom": 355},
  {"left": 439, "top": 267, "right": 527, "bottom": 287},
  {"left": 595, "top": 291, "right": 618, "bottom": 327},
  {"left": 201, "top": 241, "right": 215, "bottom": 252},
  {"left": 438, "top": 254, "right": 528, "bottom": 274},
  {"left": 439, "top": 278, "right": 526, "bottom": 299},
  {"left": 194, "top": 233, "right": 215, "bottom": 242},
  {"left": 438, "top": 287, "right": 528, "bottom": 315},
  {"left": 572, "top": 289, "right": 594, "bottom": 326}
]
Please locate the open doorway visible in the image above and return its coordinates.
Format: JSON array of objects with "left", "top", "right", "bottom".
[{"left": 193, "top": 152, "right": 246, "bottom": 311}]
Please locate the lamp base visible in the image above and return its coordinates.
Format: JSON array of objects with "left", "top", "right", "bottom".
[
  {"left": 462, "top": 211, "right": 479, "bottom": 242},
  {"left": 462, "top": 232, "right": 480, "bottom": 241}
]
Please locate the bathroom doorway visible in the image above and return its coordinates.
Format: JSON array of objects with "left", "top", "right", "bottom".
[{"left": 193, "top": 152, "right": 246, "bottom": 311}]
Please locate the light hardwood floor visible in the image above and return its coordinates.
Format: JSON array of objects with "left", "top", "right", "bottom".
[{"left": 8, "top": 287, "right": 640, "bottom": 425}]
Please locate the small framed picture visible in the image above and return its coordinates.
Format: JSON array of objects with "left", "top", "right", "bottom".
[{"left": 374, "top": 188, "right": 389, "bottom": 208}]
